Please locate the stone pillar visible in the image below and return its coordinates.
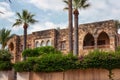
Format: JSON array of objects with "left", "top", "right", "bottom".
[{"left": 94, "top": 36, "right": 98, "bottom": 50}]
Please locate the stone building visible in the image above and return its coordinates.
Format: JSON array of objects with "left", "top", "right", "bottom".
[{"left": 7, "top": 20, "right": 118, "bottom": 62}]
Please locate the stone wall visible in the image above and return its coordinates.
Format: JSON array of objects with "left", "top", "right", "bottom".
[
  {"left": 17, "top": 69, "right": 120, "bottom": 80},
  {"left": 7, "top": 20, "right": 118, "bottom": 62},
  {"left": 78, "top": 20, "right": 117, "bottom": 56}
]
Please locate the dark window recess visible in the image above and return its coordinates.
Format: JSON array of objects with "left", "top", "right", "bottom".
[
  {"left": 60, "top": 41, "right": 66, "bottom": 50},
  {"left": 97, "top": 40, "right": 105, "bottom": 45},
  {"left": 91, "top": 41, "right": 94, "bottom": 46}
]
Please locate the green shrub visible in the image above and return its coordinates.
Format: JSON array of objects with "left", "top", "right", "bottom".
[
  {"left": 0, "top": 50, "right": 11, "bottom": 61},
  {"left": 14, "top": 60, "right": 34, "bottom": 72},
  {"left": 14, "top": 50, "right": 120, "bottom": 72},
  {"left": 14, "top": 53, "right": 79, "bottom": 72},
  {"left": 37, "top": 46, "right": 62, "bottom": 54},
  {"left": 33, "top": 54, "right": 78, "bottom": 72},
  {"left": 22, "top": 48, "right": 40, "bottom": 57},
  {"left": 0, "top": 61, "right": 12, "bottom": 71},
  {"left": 22, "top": 46, "right": 62, "bottom": 57},
  {"left": 83, "top": 50, "right": 120, "bottom": 70}
]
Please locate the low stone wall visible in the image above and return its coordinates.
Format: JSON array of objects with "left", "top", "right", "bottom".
[
  {"left": 17, "top": 69, "right": 120, "bottom": 80},
  {"left": 0, "top": 71, "right": 14, "bottom": 80}
]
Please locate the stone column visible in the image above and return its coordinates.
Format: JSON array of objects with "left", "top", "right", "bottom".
[{"left": 94, "top": 36, "right": 98, "bottom": 50}]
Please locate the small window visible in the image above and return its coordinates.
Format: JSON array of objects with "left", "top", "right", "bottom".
[
  {"left": 60, "top": 41, "right": 66, "bottom": 50},
  {"left": 46, "top": 40, "right": 51, "bottom": 46}
]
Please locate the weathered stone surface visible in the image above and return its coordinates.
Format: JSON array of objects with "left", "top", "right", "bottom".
[{"left": 7, "top": 20, "right": 118, "bottom": 62}]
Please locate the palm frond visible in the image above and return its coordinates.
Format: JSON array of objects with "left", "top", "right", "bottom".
[
  {"left": 63, "top": 0, "right": 69, "bottom": 10},
  {"left": 0, "top": 28, "right": 12, "bottom": 50},
  {"left": 63, "top": 0, "right": 69, "bottom": 4},
  {"left": 16, "top": 12, "right": 22, "bottom": 19},
  {"left": 13, "top": 9, "right": 37, "bottom": 28},
  {"left": 12, "top": 20, "right": 22, "bottom": 27}
]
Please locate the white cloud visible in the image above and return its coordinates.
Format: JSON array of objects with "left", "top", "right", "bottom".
[
  {"left": 28, "top": 0, "right": 65, "bottom": 11},
  {"left": 0, "top": 2, "right": 15, "bottom": 22},
  {"left": 79, "top": 0, "right": 120, "bottom": 23},
  {"left": 28, "top": 21, "right": 66, "bottom": 33}
]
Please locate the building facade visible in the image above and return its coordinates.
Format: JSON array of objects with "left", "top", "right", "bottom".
[{"left": 7, "top": 20, "right": 118, "bottom": 62}]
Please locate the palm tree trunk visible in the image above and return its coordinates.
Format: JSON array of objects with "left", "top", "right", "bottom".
[
  {"left": 73, "top": 9, "right": 79, "bottom": 56},
  {"left": 23, "top": 24, "right": 28, "bottom": 60},
  {"left": 68, "top": 0, "right": 73, "bottom": 53},
  {"left": 23, "top": 28, "right": 27, "bottom": 50}
]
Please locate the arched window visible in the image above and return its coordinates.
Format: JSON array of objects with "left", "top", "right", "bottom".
[
  {"left": 41, "top": 41, "right": 45, "bottom": 46},
  {"left": 46, "top": 40, "right": 51, "bottom": 46},
  {"left": 97, "top": 32, "right": 110, "bottom": 45},
  {"left": 9, "top": 42, "right": 14, "bottom": 51},
  {"left": 35, "top": 41, "right": 40, "bottom": 47},
  {"left": 60, "top": 41, "right": 66, "bottom": 50},
  {"left": 83, "top": 33, "right": 94, "bottom": 47}
]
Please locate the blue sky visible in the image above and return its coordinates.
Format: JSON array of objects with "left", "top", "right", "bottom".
[{"left": 0, "top": 0, "right": 120, "bottom": 35}]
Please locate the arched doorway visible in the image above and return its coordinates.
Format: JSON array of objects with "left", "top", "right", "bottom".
[
  {"left": 97, "top": 32, "right": 110, "bottom": 48},
  {"left": 83, "top": 33, "right": 94, "bottom": 49}
]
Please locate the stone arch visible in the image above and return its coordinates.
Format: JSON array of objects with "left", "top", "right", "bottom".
[
  {"left": 83, "top": 33, "right": 94, "bottom": 47},
  {"left": 8, "top": 42, "right": 14, "bottom": 51},
  {"left": 41, "top": 40, "right": 45, "bottom": 46},
  {"left": 97, "top": 31, "right": 110, "bottom": 46},
  {"left": 35, "top": 41, "right": 40, "bottom": 47},
  {"left": 46, "top": 40, "right": 51, "bottom": 46}
]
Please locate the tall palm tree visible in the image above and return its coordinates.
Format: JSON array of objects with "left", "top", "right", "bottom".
[
  {"left": 13, "top": 10, "right": 37, "bottom": 60},
  {"left": 64, "top": 0, "right": 90, "bottom": 56},
  {"left": 62, "top": 0, "right": 73, "bottom": 70},
  {"left": 0, "top": 28, "right": 13, "bottom": 50},
  {"left": 64, "top": 0, "right": 73, "bottom": 53},
  {"left": 68, "top": 0, "right": 73, "bottom": 53}
]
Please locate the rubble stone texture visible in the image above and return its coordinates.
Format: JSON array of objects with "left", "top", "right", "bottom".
[{"left": 7, "top": 20, "right": 118, "bottom": 62}]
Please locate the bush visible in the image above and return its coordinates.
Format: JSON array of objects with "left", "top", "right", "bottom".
[
  {"left": 83, "top": 50, "right": 120, "bottom": 70},
  {"left": 22, "top": 46, "right": 62, "bottom": 57},
  {"left": 37, "top": 46, "right": 62, "bottom": 54},
  {"left": 33, "top": 54, "right": 77, "bottom": 72},
  {"left": 14, "top": 50, "right": 120, "bottom": 72},
  {"left": 22, "top": 48, "right": 40, "bottom": 57},
  {"left": 0, "top": 50, "right": 11, "bottom": 61},
  {"left": 0, "top": 61, "right": 12, "bottom": 71},
  {"left": 14, "top": 53, "right": 79, "bottom": 72},
  {"left": 14, "top": 60, "right": 35, "bottom": 72}
]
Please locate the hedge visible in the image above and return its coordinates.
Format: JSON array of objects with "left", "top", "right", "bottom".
[
  {"left": 14, "top": 50, "right": 120, "bottom": 72},
  {"left": 0, "top": 50, "right": 12, "bottom": 71},
  {"left": 0, "top": 50, "right": 11, "bottom": 61},
  {"left": 0, "top": 61, "right": 13, "bottom": 71},
  {"left": 22, "top": 46, "right": 62, "bottom": 57},
  {"left": 82, "top": 50, "right": 120, "bottom": 70}
]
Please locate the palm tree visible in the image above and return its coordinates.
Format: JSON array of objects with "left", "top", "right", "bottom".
[
  {"left": 13, "top": 10, "right": 37, "bottom": 60},
  {"left": 64, "top": 0, "right": 73, "bottom": 53},
  {"left": 64, "top": 0, "right": 90, "bottom": 56},
  {"left": 0, "top": 28, "right": 13, "bottom": 50}
]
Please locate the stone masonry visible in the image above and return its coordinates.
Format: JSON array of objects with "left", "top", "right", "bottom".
[{"left": 7, "top": 20, "right": 118, "bottom": 62}]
